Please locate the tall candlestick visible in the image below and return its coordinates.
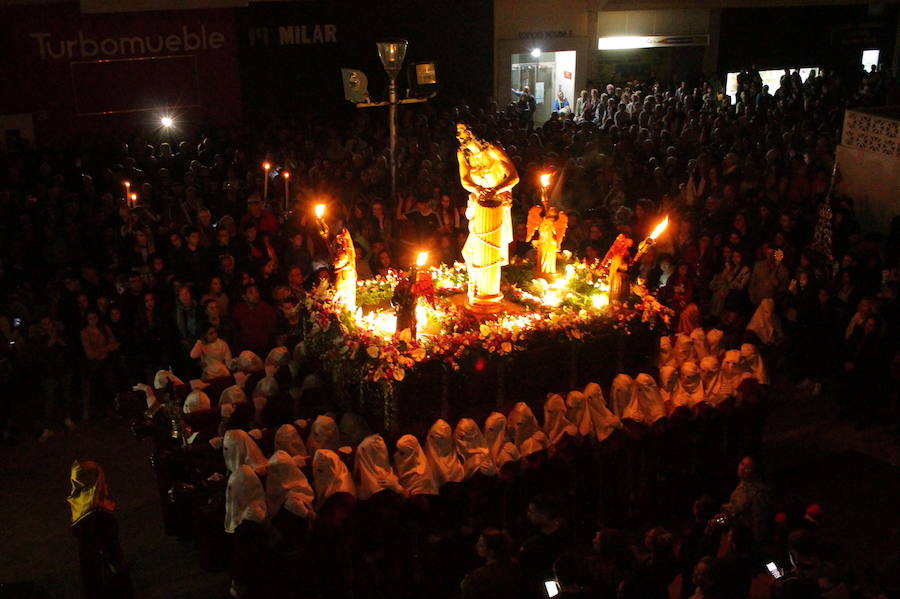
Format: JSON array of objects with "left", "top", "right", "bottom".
[
  {"left": 130, "top": 193, "right": 138, "bottom": 209},
  {"left": 283, "top": 171, "right": 290, "bottom": 212},
  {"left": 539, "top": 173, "right": 551, "bottom": 210},
  {"left": 263, "top": 162, "right": 270, "bottom": 202},
  {"left": 314, "top": 204, "right": 328, "bottom": 239},
  {"left": 124, "top": 181, "right": 131, "bottom": 201},
  {"left": 633, "top": 216, "right": 669, "bottom": 263}
]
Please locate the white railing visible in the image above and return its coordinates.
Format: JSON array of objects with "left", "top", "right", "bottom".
[{"left": 842, "top": 108, "right": 900, "bottom": 159}]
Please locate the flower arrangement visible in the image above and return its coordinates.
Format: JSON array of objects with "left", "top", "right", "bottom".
[{"left": 303, "top": 260, "right": 672, "bottom": 395}]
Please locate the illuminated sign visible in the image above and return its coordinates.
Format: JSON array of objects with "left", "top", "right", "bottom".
[{"left": 598, "top": 35, "right": 709, "bottom": 50}]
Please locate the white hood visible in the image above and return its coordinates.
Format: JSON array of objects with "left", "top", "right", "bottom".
[
  {"left": 623, "top": 373, "right": 667, "bottom": 423},
  {"left": 312, "top": 449, "right": 356, "bottom": 508},
  {"left": 483, "top": 412, "right": 520, "bottom": 467},
  {"left": 354, "top": 434, "right": 401, "bottom": 500},
  {"left": 225, "top": 464, "right": 267, "bottom": 533},
  {"left": 266, "top": 450, "right": 314, "bottom": 518},
  {"left": 507, "top": 402, "right": 550, "bottom": 457},
  {"left": 223, "top": 429, "right": 268, "bottom": 475},
  {"left": 609, "top": 374, "right": 635, "bottom": 419},
  {"left": 393, "top": 434, "right": 438, "bottom": 496},
  {"left": 306, "top": 415, "right": 340, "bottom": 454},
  {"left": 424, "top": 419, "right": 465, "bottom": 486},
  {"left": 582, "top": 382, "right": 622, "bottom": 441},
  {"left": 454, "top": 418, "right": 496, "bottom": 478},
  {"left": 543, "top": 394, "right": 577, "bottom": 445}
]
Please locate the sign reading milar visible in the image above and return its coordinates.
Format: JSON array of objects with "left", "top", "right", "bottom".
[{"left": 248, "top": 24, "right": 337, "bottom": 47}]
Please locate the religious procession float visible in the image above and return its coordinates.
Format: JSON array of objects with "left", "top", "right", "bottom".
[{"left": 305, "top": 124, "right": 673, "bottom": 435}]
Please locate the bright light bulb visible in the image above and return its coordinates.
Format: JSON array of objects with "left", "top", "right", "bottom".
[
  {"left": 531, "top": 48, "right": 541, "bottom": 58},
  {"left": 160, "top": 116, "right": 173, "bottom": 128}
]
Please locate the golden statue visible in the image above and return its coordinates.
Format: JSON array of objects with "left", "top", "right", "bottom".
[
  {"left": 332, "top": 228, "right": 357, "bottom": 312},
  {"left": 456, "top": 124, "right": 519, "bottom": 311},
  {"left": 601, "top": 234, "right": 633, "bottom": 302}
]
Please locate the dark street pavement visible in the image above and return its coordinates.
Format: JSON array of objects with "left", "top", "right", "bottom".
[{"left": 1, "top": 386, "right": 898, "bottom": 598}]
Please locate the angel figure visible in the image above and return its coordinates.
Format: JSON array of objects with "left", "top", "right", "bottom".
[
  {"left": 526, "top": 205, "right": 568, "bottom": 278},
  {"left": 332, "top": 228, "right": 357, "bottom": 312}
]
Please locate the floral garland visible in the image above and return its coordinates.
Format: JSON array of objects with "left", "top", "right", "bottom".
[{"left": 303, "top": 261, "right": 673, "bottom": 392}]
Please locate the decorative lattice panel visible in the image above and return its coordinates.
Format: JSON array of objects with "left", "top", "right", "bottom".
[{"left": 842, "top": 109, "right": 900, "bottom": 158}]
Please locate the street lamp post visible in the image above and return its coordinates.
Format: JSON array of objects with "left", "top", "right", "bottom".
[
  {"left": 377, "top": 39, "right": 406, "bottom": 203},
  {"left": 342, "top": 40, "right": 436, "bottom": 206}
]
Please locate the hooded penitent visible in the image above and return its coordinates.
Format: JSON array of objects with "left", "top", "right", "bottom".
[
  {"left": 202, "top": 359, "right": 231, "bottom": 381},
  {"left": 673, "top": 361, "right": 706, "bottom": 409},
  {"left": 223, "top": 429, "right": 268, "bottom": 475},
  {"left": 306, "top": 415, "right": 340, "bottom": 454},
  {"left": 699, "top": 355, "right": 726, "bottom": 405},
  {"left": 393, "top": 434, "right": 439, "bottom": 496},
  {"left": 225, "top": 464, "right": 267, "bottom": 533},
  {"left": 673, "top": 333, "right": 694, "bottom": 365},
  {"left": 265, "top": 346, "right": 290, "bottom": 368},
  {"left": 67, "top": 460, "right": 116, "bottom": 525},
  {"left": 266, "top": 450, "right": 315, "bottom": 518},
  {"left": 706, "top": 329, "right": 724, "bottom": 358},
  {"left": 507, "top": 402, "right": 550, "bottom": 457},
  {"left": 746, "top": 298, "right": 781, "bottom": 345},
  {"left": 312, "top": 449, "right": 356, "bottom": 509},
  {"left": 740, "top": 343, "right": 768, "bottom": 384},
  {"left": 658, "top": 366, "right": 678, "bottom": 405},
  {"left": 274, "top": 423, "right": 308, "bottom": 462},
  {"left": 184, "top": 380, "right": 211, "bottom": 413},
  {"left": 425, "top": 419, "right": 465, "bottom": 486},
  {"left": 543, "top": 394, "right": 577, "bottom": 445},
  {"left": 454, "top": 418, "right": 497, "bottom": 478},
  {"left": 483, "top": 412, "right": 520, "bottom": 467},
  {"left": 717, "top": 349, "right": 747, "bottom": 399},
  {"left": 354, "top": 434, "right": 401, "bottom": 500},
  {"left": 623, "top": 373, "right": 667, "bottom": 424},
  {"left": 565, "top": 391, "right": 590, "bottom": 437},
  {"left": 609, "top": 374, "right": 635, "bottom": 419},
  {"left": 219, "top": 385, "right": 248, "bottom": 406},
  {"left": 154, "top": 369, "right": 185, "bottom": 390},
  {"left": 690, "top": 327, "right": 709, "bottom": 360},
  {"left": 232, "top": 350, "right": 264, "bottom": 374},
  {"left": 582, "top": 382, "right": 623, "bottom": 441},
  {"left": 252, "top": 372, "right": 279, "bottom": 399}
]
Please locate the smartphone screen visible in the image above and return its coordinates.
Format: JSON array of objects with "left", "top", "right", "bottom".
[
  {"left": 766, "top": 562, "right": 781, "bottom": 579},
  {"left": 545, "top": 580, "right": 560, "bottom": 597}
]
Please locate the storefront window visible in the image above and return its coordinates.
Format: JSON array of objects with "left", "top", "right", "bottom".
[
  {"left": 511, "top": 50, "right": 576, "bottom": 123},
  {"left": 725, "top": 67, "right": 819, "bottom": 104}
]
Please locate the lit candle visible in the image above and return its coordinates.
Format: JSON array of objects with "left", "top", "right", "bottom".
[
  {"left": 539, "top": 173, "right": 551, "bottom": 209},
  {"left": 633, "top": 216, "right": 669, "bottom": 263},
  {"left": 283, "top": 171, "right": 290, "bottom": 212},
  {"left": 413, "top": 251, "right": 429, "bottom": 284},
  {"left": 314, "top": 203, "right": 328, "bottom": 239},
  {"left": 124, "top": 180, "right": 131, "bottom": 201},
  {"left": 262, "top": 162, "right": 270, "bottom": 201},
  {"left": 129, "top": 193, "right": 138, "bottom": 208}
]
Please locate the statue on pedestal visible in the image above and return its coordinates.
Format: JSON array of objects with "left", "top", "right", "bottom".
[
  {"left": 332, "top": 228, "right": 357, "bottom": 312},
  {"left": 456, "top": 124, "right": 519, "bottom": 311}
]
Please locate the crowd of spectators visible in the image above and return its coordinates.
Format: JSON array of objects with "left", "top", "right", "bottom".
[{"left": 1, "top": 62, "right": 899, "bottom": 599}]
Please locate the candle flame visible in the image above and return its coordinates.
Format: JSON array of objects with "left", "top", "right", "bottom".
[
  {"left": 124, "top": 181, "right": 130, "bottom": 188},
  {"left": 130, "top": 193, "right": 137, "bottom": 201},
  {"left": 314, "top": 204, "right": 325, "bottom": 219},
  {"left": 540, "top": 173, "right": 551, "bottom": 188},
  {"left": 263, "top": 162, "right": 270, "bottom": 170},
  {"left": 416, "top": 251, "right": 429, "bottom": 267},
  {"left": 283, "top": 171, "right": 290, "bottom": 179},
  {"left": 649, "top": 216, "right": 669, "bottom": 240}
]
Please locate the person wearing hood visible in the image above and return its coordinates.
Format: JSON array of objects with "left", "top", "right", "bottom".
[
  {"left": 699, "top": 355, "right": 726, "bottom": 406},
  {"left": 623, "top": 374, "right": 667, "bottom": 426},
  {"left": 394, "top": 434, "right": 439, "bottom": 498},
  {"left": 454, "top": 418, "right": 498, "bottom": 478},
  {"left": 223, "top": 429, "right": 268, "bottom": 476},
  {"left": 274, "top": 422, "right": 308, "bottom": 466},
  {"left": 425, "top": 419, "right": 466, "bottom": 487},
  {"left": 483, "top": 412, "right": 520, "bottom": 470},
  {"left": 581, "top": 383, "right": 623, "bottom": 443},
  {"left": 609, "top": 374, "right": 635, "bottom": 419},
  {"left": 68, "top": 460, "right": 132, "bottom": 598},
  {"left": 705, "top": 328, "right": 724, "bottom": 358},
  {"left": 657, "top": 366, "right": 678, "bottom": 411},
  {"left": 311, "top": 449, "right": 358, "bottom": 599},
  {"left": 339, "top": 412, "right": 372, "bottom": 447},
  {"left": 672, "top": 333, "right": 695, "bottom": 365},
  {"left": 543, "top": 394, "right": 577, "bottom": 447},
  {"left": 225, "top": 464, "right": 268, "bottom": 599},
  {"left": 507, "top": 402, "right": 551, "bottom": 458},
  {"left": 672, "top": 362, "right": 706, "bottom": 411},
  {"left": 746, "top": 297, "right": 783, "bottom": 346},
  {"left": 739, "top": 343, "right": 768, "bottom": 384},
  {"left": 265, "top": 450, "right": 315, "bottom": 592},
  {"left": 307, "top": 414, "right": 341, "bottom": 454}
]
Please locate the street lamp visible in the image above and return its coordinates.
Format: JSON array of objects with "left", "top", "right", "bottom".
[{"left": 341, "top": 40, "right": 436, "bottom": 203}]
